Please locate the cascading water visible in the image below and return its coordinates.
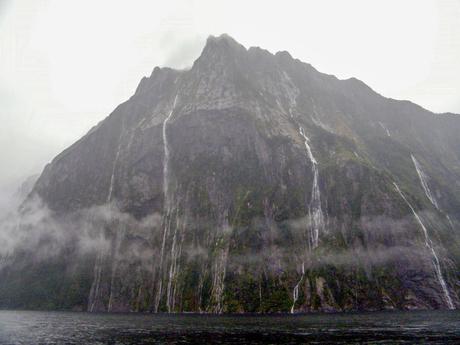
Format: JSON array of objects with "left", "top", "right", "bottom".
[
  {"left": 299, "top": 126, "right": 324, "bottom": 249},
  {"left": 411, "top": 155, "right": 439, "bottom": 210},
  {"left": 378, "top": 121, "right": 391, "bottom": 137},
  {"left": 107, "top": 144, "right": 122, "bottom": 203},
  {"left": 106, "top": 141, "right": 125, "bottom": 312},
  {"left": 280, "top": 71, "right": 299, "bottom": 118},
  {"left": 289, "top": 127, "right": 324, "bottom": 313},
  {"left": 393, "top": 182, "right": 454, "bottom": 309},
  {"left": 291, "top": 262, "right": 305, "bottom": 313},
  {"left": 163, "top": 95, "right": 178, "bottom": 208},
  {"left": 210, "top": 213, "right": 230, "bottom": 314},
  {"left": 165, "top": 219, "right": 177, "bottom": 312},
  {"left": 88, "top": 132, "right": 123, "bottom": 312},
  {"left": 107, "top": 224, "right": 126, "bottom": 312},
  {"left": 210, "top": 242, "right": 229, "bottom": 313},
  {"left": 411, "top": 154, "right": 455, "bottom": 231},
  {"left": 155, "top": 95, "right": 179, "bottom": 312},
  {"left": 166, "top": 209, "right": 185, "bottom": 312},
  {"left": 88, "top": 251, "right": 103, "bottom": 312}
]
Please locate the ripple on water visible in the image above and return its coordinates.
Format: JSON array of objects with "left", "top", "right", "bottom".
[{"left": 0, "top": 310, "right": 459, "bottom": 344}]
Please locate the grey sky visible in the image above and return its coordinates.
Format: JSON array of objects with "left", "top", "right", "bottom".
[{"left": 0, "top": 0, "right": 459, "bottom": 200}]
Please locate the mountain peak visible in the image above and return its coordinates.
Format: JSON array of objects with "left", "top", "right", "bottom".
[
  {"left": 201, "top": 34, "right": 246, "bottom": 57},
  {"left": 191, "top": 34, "right": 247, "bottom": 72},
  {"left": 206, "top": 33, "right": 245, "bottom": 49}
]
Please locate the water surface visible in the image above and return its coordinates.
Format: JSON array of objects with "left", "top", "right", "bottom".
[{"left": 0, "top": 310, "right": 459, "bottom": 344}]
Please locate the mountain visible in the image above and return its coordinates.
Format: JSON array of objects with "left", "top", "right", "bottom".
[{"left": 1, "top": 34, "right": 460, "bottom": 313}]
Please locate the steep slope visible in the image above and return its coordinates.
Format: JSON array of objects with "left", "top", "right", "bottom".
[{"left": 1, "top": 34, "right": 460, "bottom": 312}]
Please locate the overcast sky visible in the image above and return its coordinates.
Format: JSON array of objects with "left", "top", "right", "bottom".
[{"left": 1, "top": 0, "right": 459, "bottom": 199}]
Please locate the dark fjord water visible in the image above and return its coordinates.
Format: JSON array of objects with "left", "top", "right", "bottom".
[{"left": 0, "top": 310, "right": 459, "bottom": 344}]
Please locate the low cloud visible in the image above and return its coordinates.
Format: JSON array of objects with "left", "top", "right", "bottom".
[
  {"left": 0, "top": 195, "right": 162, "bottom": 269},
  {"left": 0, "top": 192, "right": 442, "bottom": 279}
]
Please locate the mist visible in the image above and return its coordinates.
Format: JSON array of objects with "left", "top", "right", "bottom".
[{"left": 0, "top": 191, "right": 443, "bottom": 277}]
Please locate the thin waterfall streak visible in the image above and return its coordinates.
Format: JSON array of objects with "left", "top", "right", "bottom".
[
  {"left": 107, "top": 143, "right": 122, "bottom": 203},
  {"left": 411, "top": 155, "right": 439, "bottom": 210},
  {"left": 198, "top": 274, "right": 204, "bottom": 313},
  {"left": 88, "top": 132, "right": 123, "bottom": 312},
  {"left": 166, "top": 211, "right": 179, "bottom": 313},
  {"left": 299, "top": 126, "right": 324, "bottom": 249},
  {"left": 171, "top": 236, "right": 184, "bottom": 312},
  {"left": 378, "top": 121, "right": 391, "bottom": 137},
  {"left": 155, "top": 95, "right": 179, "bottom": 312},
  {"left": 163, "top": 95, "right": 179, "bottom": 209},
  {"left": 169, "top": 212, "right": 185, "bottom": 312},
  {"left": 108, "top": 226, "right": 125, "bottom": 312},
  {"left": 88, "top": 250, "right": 104, "bottom": 312},
  {"left": 393, "top": 182, "right": 454, "bottom": 309},
  {"left": 106, "top": 141, "right": 123, "bottom": 311},
  {"left": 107, "top": 117, "right": 125, "bottom": 203},
  {"left": 412, "top": 154, "right": 455, "bottom": 230},
  {"left": 155, "top": 210, "right": 172, "bottom": 312},
  {"left": 291, "top": 262, "right": 305, "bottom": 313},
  {"left": 154, "top": 280, "right": 163, "bottom": 313},
  {"left": 211, "top": 239, "right": 229, "bottom": 313},
  {"left": 209, "top": 213, "right": 230, "bottom": 313},
  {"left": 299, "top": 127, "right": 317, "bottom": 165}
]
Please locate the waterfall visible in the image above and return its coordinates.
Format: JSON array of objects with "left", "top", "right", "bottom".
[
  {"left": 393, "top": 182, "right": 454, "bottom": 309},
  {"left": 291, "top": 262, "right": 305, "bottom": 313},
  {"left": 210, "top": 244, "right": 229, "bottom": 313},
  {"left": 88, "top": 132, "right": 123, "bottom": 312},
  {"left": 289, "top": 126, "right": 324, "bottom": 312},
  {"left": 411, "top": 155, "right": 439, "bottom": 210},
  {"left": 107, "top": 144, "right": 122, "bottom": 203},
  {"left": 88, "top": 251, "right": 103, "bottom": 312},
  {"left": 106, "top": 140, "right": 125, "bottom": 312},
  {"left": 299, "top": 126, "right": 324, "bottom": 249},
  {"left": 155, "top": 95, "right": 179, "bottom": 312},
  {"left": 412, "top": 154, "right": 455, "bottom": 231},
  {"left": 378, "top": 122, "right": 391, "bottom": 137},
  {"left": 299, "top": 127, "right": 317, "bottom": 165},
  {"left": 166, "top": 221, "right": 178, "bottom": 312},
  {"left": 107, "top": 224, "right": 125, "bottom": 312},
  {"left": 209, "top": 212, "right": 230, "bottom": 313},
  {"left": 163, "top": 95, "right": 179, "bottom": 209},
  {"left": 166, "top": 209, "right": 185, "bottom": 312}
]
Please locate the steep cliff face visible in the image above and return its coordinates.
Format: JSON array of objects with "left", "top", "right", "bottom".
[{"left": 1, "top": 34, "right": 460, "bottom": 312}]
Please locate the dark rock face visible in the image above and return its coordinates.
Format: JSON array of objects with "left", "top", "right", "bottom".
[{"left": 1, "top": 34, "right": 460, "bottom": 312}]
